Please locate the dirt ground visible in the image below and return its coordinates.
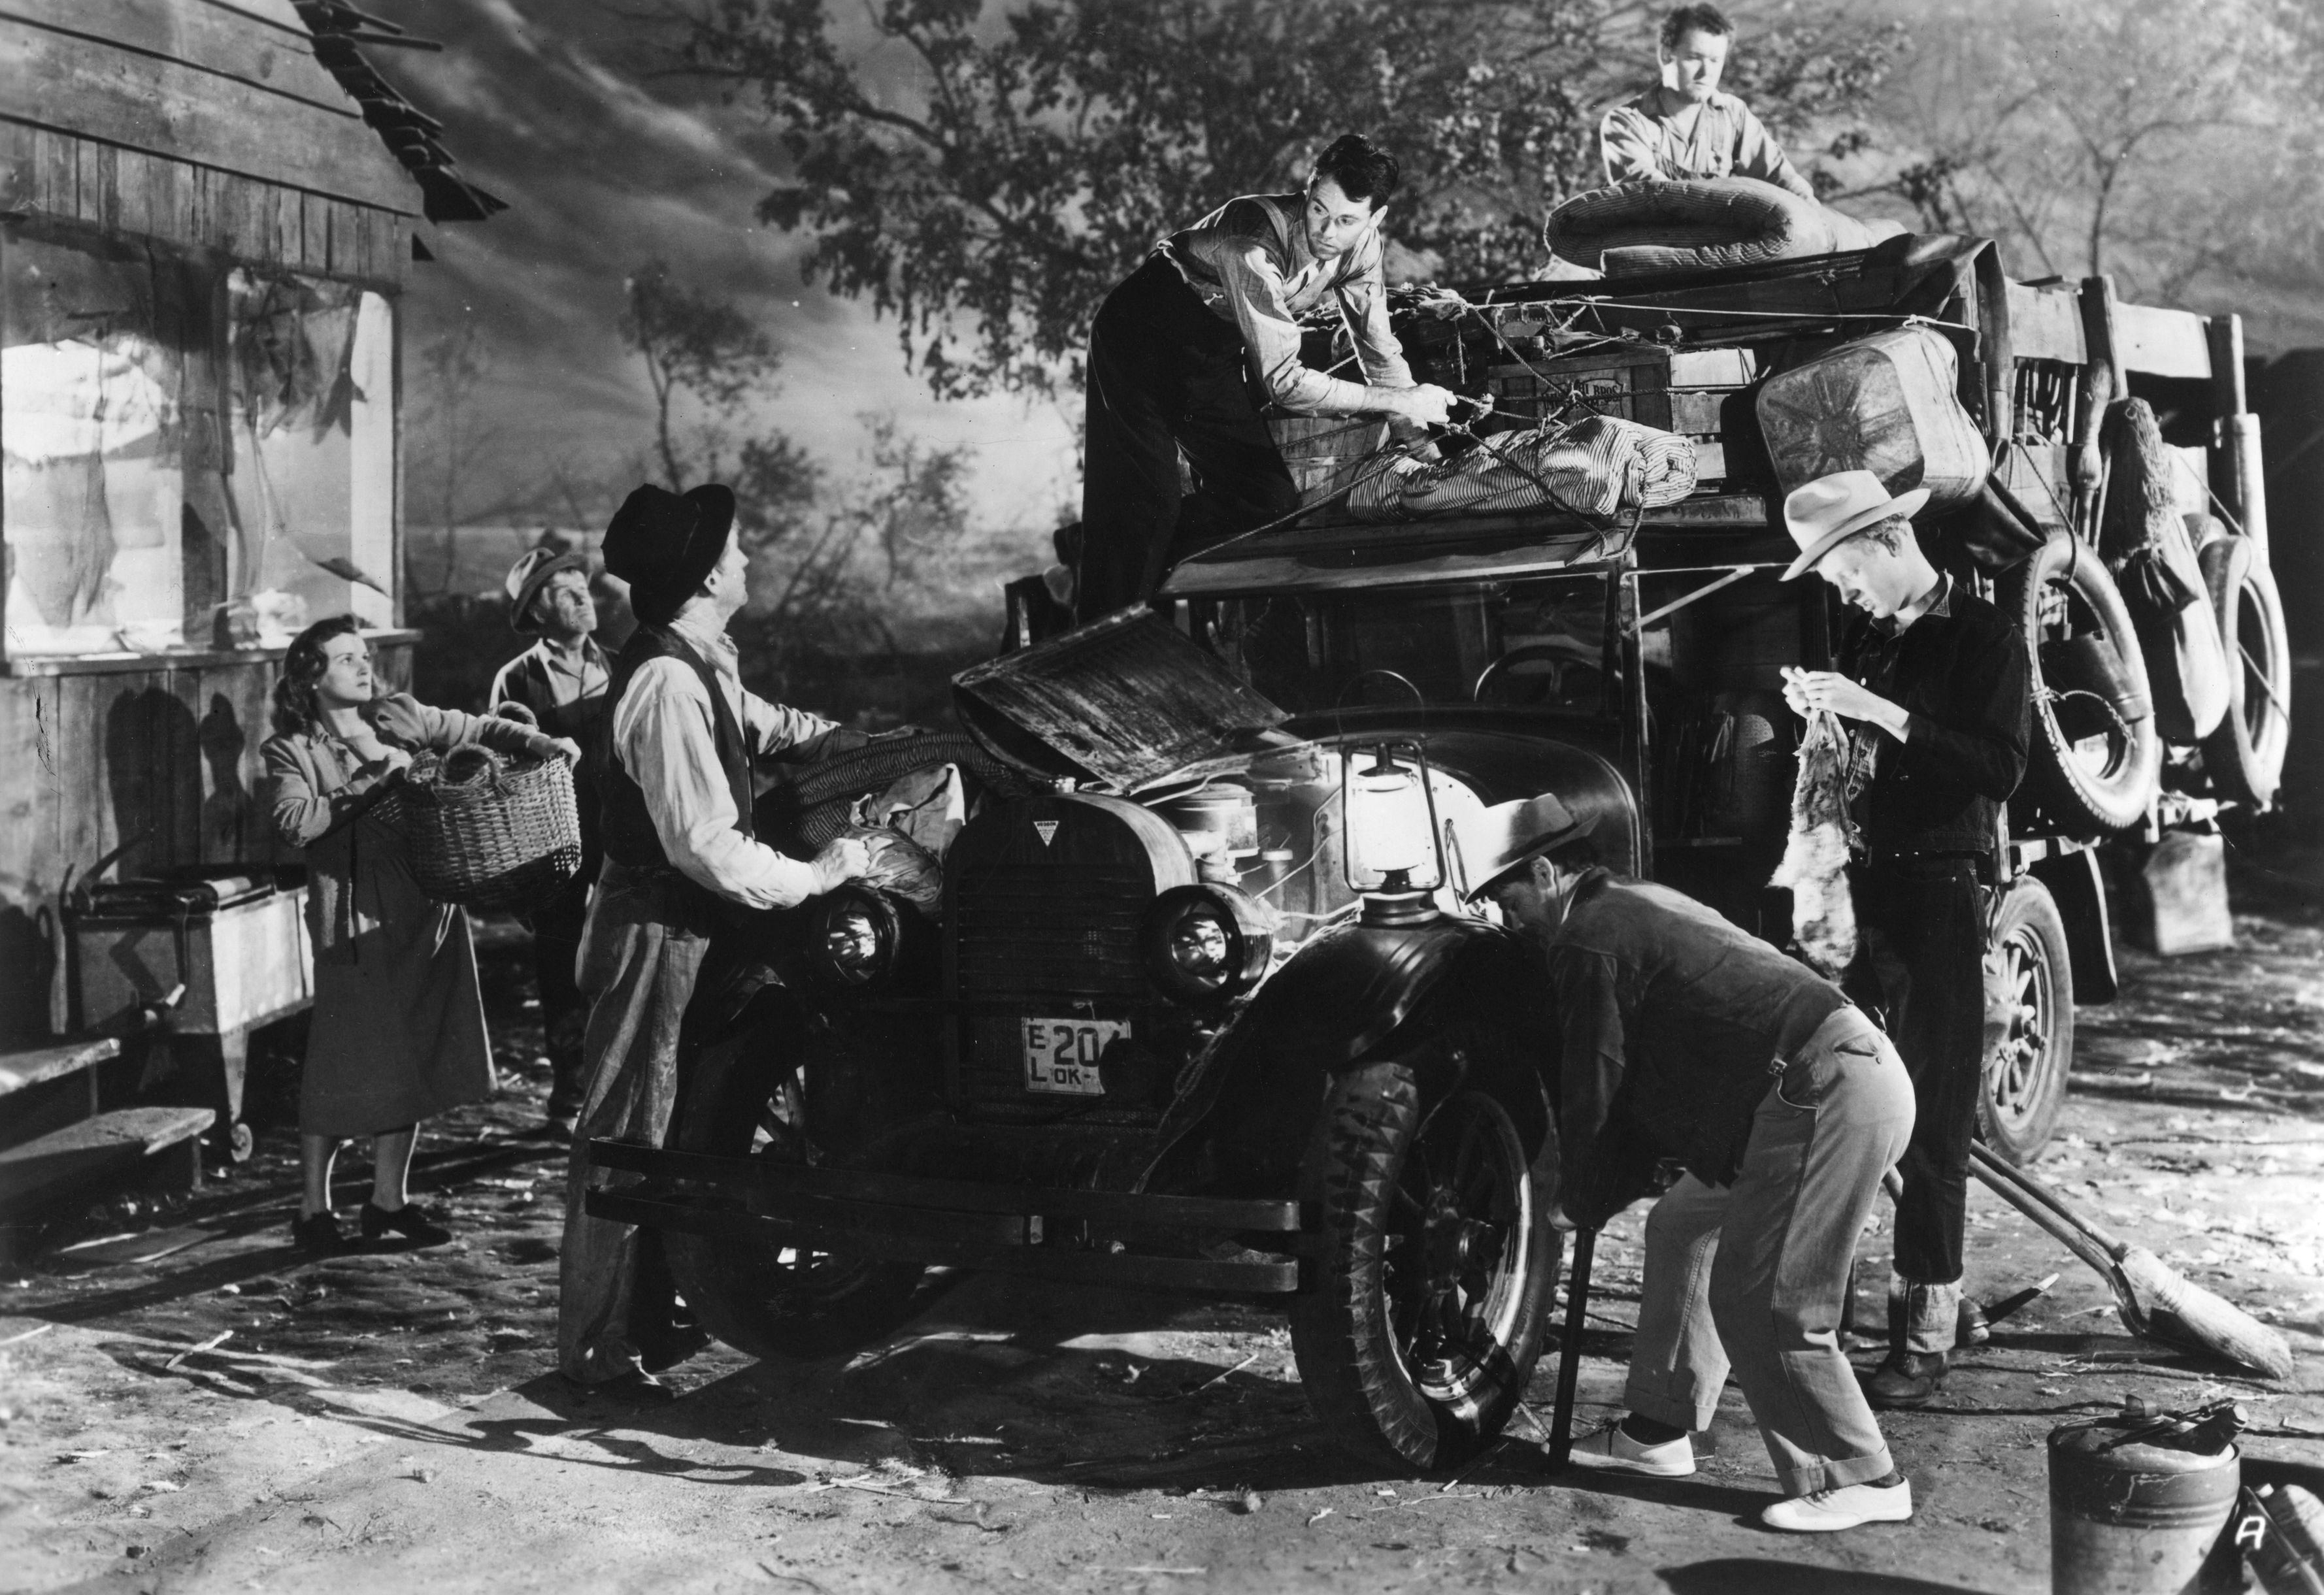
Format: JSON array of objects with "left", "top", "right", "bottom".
[{"left": 4, "top": 865, "right": 2322, "bottom": 1595}]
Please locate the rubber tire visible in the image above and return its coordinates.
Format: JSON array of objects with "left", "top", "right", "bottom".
[
  {"left": 1976, "top": 877, "right": 2074, "bottom": 1166},
  {"left": 662, "top": 1025, "right": 928, "bottom": 1361},
  {"left": 1288, "top": 1059, "right": 1556, "bottom": 1472},
  {"left": 2198, "top": 536, "right": 2291, "bottom": 808},
  {"left": 2002, "top": 534, "right": 2162, "bottom": 834}
]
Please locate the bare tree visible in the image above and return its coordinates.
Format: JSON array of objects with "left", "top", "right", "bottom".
[
  {"left": 405, "top": 318, "right": 496, "bottom": 596},
  {"left": 1844, "top": 0, "right": 2308, "bottom": 304},
  {"left": 619, "top": 258, "right": 782, "bottom": 490}
]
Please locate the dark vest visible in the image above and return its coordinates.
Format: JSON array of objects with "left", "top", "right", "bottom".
[{"left": 595, "top": 623, "right": 754, "bottom": 871}]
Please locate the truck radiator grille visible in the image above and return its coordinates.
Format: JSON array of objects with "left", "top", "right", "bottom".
[{"left": 952, "top": 863, "right": 1151, "bottom": 1002}]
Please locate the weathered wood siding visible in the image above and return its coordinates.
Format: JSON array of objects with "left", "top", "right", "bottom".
[
  {"left": 0, "top": 640, "right": 414, "bottom": 1045},
  {"left": 0, "top": 0, "right": 415, "bottom": 283}
]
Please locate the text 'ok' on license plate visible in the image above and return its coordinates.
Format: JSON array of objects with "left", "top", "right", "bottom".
[{"left": 1021, "top": 1017, "right": 1129, "bottom": 1096}]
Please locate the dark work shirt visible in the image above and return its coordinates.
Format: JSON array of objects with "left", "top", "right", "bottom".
[
  {"left": 1837, "top": 576, "right": 2031, "bottom": 857},
  {"left": 1545, "top": 870, "right": 1848, "bottom": 1226}
]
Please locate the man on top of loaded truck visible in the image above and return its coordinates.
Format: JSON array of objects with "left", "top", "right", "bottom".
[
  {"left": 1779, "top": 470, "right": 2033, "bottom": 1411},
  {"left": 1600, "top": 4, "right": 1818, "bottom": 200},
  {"left": 1074, "top": 132, "right": 1459, "bottom": 621}
]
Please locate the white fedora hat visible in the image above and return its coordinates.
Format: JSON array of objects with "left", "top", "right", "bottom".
[
  {"left": 1780, "top": 470, "right": 1930, "bottom": 581},
  {"left": 1463, "top": 792, "right": 1601, "bottom": 901}
]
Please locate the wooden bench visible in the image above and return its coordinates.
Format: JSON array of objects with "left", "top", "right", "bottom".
[{"left": 0, "top": 1039, "right": 213, "bottom": 1263}]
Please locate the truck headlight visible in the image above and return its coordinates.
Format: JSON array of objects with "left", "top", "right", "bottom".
[
  {"left": 805, "top": 887, "right": 904, "bottom": 989},
  {"left": 1140, "top": 884, "right": 1272, "bottom": 1006}
]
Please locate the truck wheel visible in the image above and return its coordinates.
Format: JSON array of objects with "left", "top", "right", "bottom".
[
  {"left": 1289, "top": 1059, "right": 1555, "bottom": 1472},
  {"left": 2198, "top": 536, "right": 2291, "bottom": 808},
  {"left": 1977, "top": 878, "right": 2074, "bottom": 1164},
  {"left": 2002, "top": 533, "right": 2161, "bottom": 834},
  {"left": 662, "top": 1025, "right": 928, "bottom": 1360}
]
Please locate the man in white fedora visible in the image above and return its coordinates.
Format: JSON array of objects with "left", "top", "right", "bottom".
[
  {"left": 1468, "top": 792, "right": 1917, "bottom": 1532},
  {"left": 1776, "top": 469, "right": 2031, "bottom": 1409}
]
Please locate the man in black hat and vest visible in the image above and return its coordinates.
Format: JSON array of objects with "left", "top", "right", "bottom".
[
  {"left": 556, "top": 481, "right": 871, "bottom": 1401},
  {"left": 1778, "top": 469, "right": 2031, "bottom": 1410}
]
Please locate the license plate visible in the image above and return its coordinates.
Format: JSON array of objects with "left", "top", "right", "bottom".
[{"left": 1021, "top": 1017, "right": 1129, "bottom": 1096}]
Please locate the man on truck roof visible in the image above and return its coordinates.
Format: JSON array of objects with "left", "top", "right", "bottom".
[
  {"left": 1779, "top": 470, "right": 2033, "bottom": 1411},
  {"left": 1601, "top": 4, "right": 1818, "bottom": 201},
  {"left": 1075, "top": 133, "right": 1457, "bottom": 622}
]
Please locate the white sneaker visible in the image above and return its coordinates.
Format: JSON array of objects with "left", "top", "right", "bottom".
[
  {"left": 1761, "top": 1478, "right": 1915, "bottom": 1532},
  {"left": 1565, "top": 1421, "right": 1696, "bottom": 1477}
]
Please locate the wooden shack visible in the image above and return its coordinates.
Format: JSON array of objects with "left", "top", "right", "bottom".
[{"left": 0, "top": 0, "right": 497, "bottom": 1241}]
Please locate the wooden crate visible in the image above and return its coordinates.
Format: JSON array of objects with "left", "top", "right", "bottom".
[
  {"left": 1487, "top": 345, "right": 1758, "bottom": 483},
  {"left": 1267, "top": 414, "right": 1391, "bottom": 506}
]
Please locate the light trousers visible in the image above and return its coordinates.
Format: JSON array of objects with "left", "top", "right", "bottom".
[
  {"left": 556, "top": 863, "right": 710, "bottom": 1384},
  {"left": 1621, "top": 1006, "right": 1916, "bottom": 1494}
]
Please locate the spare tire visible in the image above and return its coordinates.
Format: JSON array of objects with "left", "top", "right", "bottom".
[
  {"left": 2002, "top": 533, "right": 2161, "bottom": 834},
  {"left": 2198, "top": 535, "right": 2292, "bottom": 808}
]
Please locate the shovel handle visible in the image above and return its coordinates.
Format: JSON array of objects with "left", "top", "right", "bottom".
[
  {"left": 1967, "top": 1141, "right": 2129, "bottom": 1258},
  {"left": 1549, "top": 1227, "right": 1597, "bottom": 1470}
]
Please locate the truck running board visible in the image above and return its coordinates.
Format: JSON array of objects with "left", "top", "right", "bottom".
[{"left": 582, "top": 1138, "right": 1305, "bottom": 1295}]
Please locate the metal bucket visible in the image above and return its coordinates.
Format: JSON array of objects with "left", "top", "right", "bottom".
[{"left": 2050, "top": 1416, "right": 2239, "bottom": 1594}]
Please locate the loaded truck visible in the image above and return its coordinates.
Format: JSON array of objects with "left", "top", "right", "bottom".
[{"left": 582, "top": 231, "right": 2292, "bottom": 1472}]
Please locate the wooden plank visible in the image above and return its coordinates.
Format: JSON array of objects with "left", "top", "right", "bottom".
[
  {"left": 2113, "top": 302, "right": 2211, "bottom": 380},
  {"left": 0, "top": 18, "right": 418, "bottom": 213},
  {"left": 2006, "top": 280, "right": 2088, "bottom": 365},
  {"left": 0, "top": 0, "right": 358, "bottom": 116},
  {"left": 0, "top": 1104, "right": 214, "bottom": 1207},
  {"left": 0, "top": 1039, "right": 120, "bottom": 1098}
]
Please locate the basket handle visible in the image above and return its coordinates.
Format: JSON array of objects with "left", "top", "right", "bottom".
[
  {"left": 438, "top": 743, "right": 505, "bottom": 791},
  {"left": 491, "top": 700, "right": 540, "bottom": 730}
]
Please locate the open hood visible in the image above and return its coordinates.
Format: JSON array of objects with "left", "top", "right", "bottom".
[{"left": 952, "top": 609, "right": 1289, "bottom": 793}]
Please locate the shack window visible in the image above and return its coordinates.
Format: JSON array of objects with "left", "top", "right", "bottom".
[{"left": 1, "top": 223, "right": 394, "bottom": 661}]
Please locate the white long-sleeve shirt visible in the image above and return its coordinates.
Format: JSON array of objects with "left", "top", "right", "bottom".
[{"left": 610, "top": 601, "right": 839, "bottom": 910}]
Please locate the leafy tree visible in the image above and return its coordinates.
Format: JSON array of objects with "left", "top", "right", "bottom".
[{"left": 673, "top": 0, "right": 1902, "bottom": 400}]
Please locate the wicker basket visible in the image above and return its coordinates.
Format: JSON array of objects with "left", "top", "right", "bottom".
[{"left": 392, "top": 706, "right": 582, "bottom": 913}]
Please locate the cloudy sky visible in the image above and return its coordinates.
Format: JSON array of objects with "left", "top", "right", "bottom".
[{"left": 376, "top": 0, "right": 1081, "bottom": 545}]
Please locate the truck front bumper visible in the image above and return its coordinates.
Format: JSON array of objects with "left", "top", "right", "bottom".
[{"left": 582, "top": 1138, "right": 1306, "bottom": 1294}]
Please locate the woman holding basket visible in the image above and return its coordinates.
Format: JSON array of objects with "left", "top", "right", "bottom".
[{"left": 262, "top": 615, "right": 580, "bottom": 1252}]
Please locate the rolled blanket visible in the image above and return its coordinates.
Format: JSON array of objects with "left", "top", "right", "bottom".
[
  {"left": 1348, "top": 414, "right": 1696, "bottom": 522},
  {"left": 1545, "top": 176, "right": 1906, "bottom": 277}
]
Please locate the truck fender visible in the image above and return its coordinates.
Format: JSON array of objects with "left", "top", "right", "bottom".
[
  {"left": 1141, "top": 916, "right": 1553, "bottom": 1197},
  {"left": 2026, "top": 847, "right": 2119, "bottom": 1005}
]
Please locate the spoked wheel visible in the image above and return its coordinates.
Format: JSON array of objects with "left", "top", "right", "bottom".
[
  {"left": 1289, "top": 1059, "right": 1555, "bottom": 1472},
  {"left": 662, "top": 1025, "right": 927, "bottom": 1360},
  {"left": 1977, "top": 878, "right": 2074, "bottom": 1164}
]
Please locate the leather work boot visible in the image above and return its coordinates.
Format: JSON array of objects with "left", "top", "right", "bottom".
[{"left": 1863, "top": 1290, "right": 1950, "bottom": 1409}]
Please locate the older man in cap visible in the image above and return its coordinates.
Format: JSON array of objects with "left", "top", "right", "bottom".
[
  {"left": 1469, "top": 792, "right": 1916, "bottom": 1532},
  {"left": 490, "top": 546, "right": 613, "bottom": 1136},
  {"left": 557, "top": 482, "right": 872, "bottom": 1402},
  {"left": 1777, "top": 470, "right": 2031, "bottom": 1409}
]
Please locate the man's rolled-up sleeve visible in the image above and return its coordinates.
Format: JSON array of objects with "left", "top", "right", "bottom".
[
  {"left": 1339, "top": 245, "right": 1413, "bottom": 392},
  {"left": 1213, "top": 242, "right": 1383, "bottom": 417},
  {"left": 616, "top": 661, "right": 822, "bottom": 909}
]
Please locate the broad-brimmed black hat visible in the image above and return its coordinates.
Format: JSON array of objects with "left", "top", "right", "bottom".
[{"left": 601, "top": 482, "right": 736, "bottom": 624}]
